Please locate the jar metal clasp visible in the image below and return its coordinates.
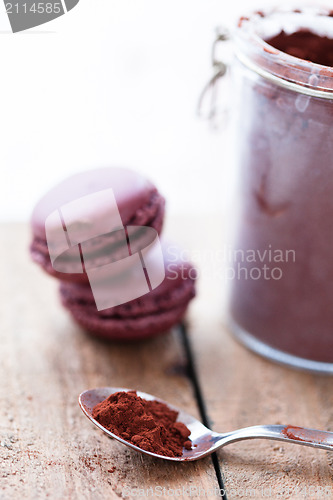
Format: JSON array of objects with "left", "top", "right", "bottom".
[{"left": 197, "top": 26, "right": 230, "bottom": 126}]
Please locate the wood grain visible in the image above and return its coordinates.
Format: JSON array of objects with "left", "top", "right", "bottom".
[{"left": 2, "top": 217, "right": 333, "bottom": 500}]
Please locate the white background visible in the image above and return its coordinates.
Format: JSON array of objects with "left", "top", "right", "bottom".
[{"left": 0, "top": 0, "right": 321, "bottom": 220}]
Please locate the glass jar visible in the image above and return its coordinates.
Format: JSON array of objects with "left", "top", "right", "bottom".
[{"left": 228, "top": 6, "right": 333, "bottom": 373}]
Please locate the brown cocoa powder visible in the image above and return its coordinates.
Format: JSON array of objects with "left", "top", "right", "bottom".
[{"left": 92, "top": 391, "right": 192, "bottom": 457}]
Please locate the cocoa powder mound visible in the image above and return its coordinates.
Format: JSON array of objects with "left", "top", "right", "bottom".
[{"left": 92, "top": 391, "right": 192, "bottom": 457}]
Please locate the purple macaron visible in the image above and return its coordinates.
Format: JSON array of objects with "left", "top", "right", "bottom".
[
  {"left": 59, "top": 242, "right": 196, "bottom": 340},
  {"left": 30, "top": 167, "right": 165, "bottom": 283}
]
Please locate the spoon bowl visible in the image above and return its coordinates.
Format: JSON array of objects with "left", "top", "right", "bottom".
[
  {"left": 79, "top": 387, "right": 333, "bottom": 462},
  {"left": 79, "top": 386, "right": 218, "bottom": 461}
]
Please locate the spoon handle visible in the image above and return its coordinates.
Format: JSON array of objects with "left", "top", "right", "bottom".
[{"left": 220, "top": 424, "right": 333, "bottom": 451}]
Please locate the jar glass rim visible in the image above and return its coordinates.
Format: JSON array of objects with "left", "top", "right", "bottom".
[{"left": 233, "top": 6, "right": 333, "bottom": 97}]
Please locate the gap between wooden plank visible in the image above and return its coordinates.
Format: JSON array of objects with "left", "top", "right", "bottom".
[{"left": 179, "top": 322, "right": 228, "bottom": 500}]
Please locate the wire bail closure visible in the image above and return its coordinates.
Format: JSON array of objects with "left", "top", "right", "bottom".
[{"left": 197, "top": 26, "right": 230, "bottom": 124}]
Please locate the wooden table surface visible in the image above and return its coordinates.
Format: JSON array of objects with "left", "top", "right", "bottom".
[{"left": 2, "top": 217, "right": 333, "bottom": 500}]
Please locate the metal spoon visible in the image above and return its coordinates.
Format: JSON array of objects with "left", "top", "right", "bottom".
[{"left": 79, "top": 387, "right": 333, "bottom": 462}]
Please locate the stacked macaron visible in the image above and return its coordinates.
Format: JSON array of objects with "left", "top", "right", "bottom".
[{"left": 30, "top": 167, "right": 196, "bottom": 340}]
